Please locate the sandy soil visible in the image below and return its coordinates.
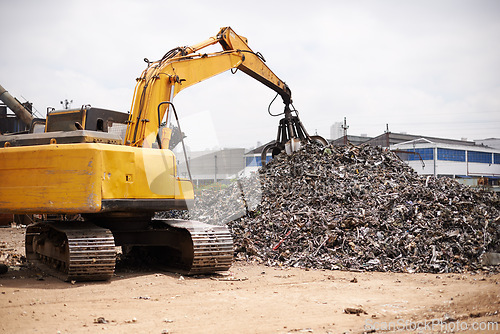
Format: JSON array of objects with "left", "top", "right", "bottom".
[{"left": 0, "top": 226, "right": 499, "bottom": 334}]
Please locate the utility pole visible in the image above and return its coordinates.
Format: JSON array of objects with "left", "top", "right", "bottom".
[
  {"left": 384, "top": 123, "right": 390, "bottom": 148},
  {"left": 214, "top": 154, "right": 217, "bottom": 183},
  {"left": 341, "top": 117, "right": 349, "bottom": 146}
]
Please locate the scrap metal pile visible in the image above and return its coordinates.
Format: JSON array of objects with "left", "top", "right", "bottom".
[{"left": 181, "top": 144, "right": 500, "bottom": 273}]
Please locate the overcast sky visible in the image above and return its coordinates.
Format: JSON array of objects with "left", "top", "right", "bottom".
[{"left": 1, "top": 0, "right": 499, "bottom": 150}]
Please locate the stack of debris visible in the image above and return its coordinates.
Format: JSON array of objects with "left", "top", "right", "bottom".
[
  {"left": 0, "top": 243, "right": 25, "bottom": 268},
  {"left": 175, "top": 144, "right": 500, "bottom": 273}
]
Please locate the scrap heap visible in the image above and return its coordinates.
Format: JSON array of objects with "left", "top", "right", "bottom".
[{"left": 186, "top": 144, "right": 500, "bottom": 273}]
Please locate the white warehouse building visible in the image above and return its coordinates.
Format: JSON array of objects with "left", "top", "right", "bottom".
[{"left": 391, "top": 138, "right": 500, "bottom": 189}]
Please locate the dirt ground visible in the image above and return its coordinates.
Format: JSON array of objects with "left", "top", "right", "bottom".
[{"left": 0, "top": 226, "right": 499, "bottom": 334}]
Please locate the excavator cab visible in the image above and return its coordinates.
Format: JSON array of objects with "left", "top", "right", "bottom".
[{"left": 45, "top": 106, "right": 129, "bottom": 134}]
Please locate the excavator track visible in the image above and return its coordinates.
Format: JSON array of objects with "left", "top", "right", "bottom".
[
  {"left": 25, "top": 222, "right": 116, "bottom": 281},
  {"left": 164, "top": 220, "right": 233, "bottom": 274},
  {"left": 114, "top": 219, "right": 233, "bottom": 275},
  {"left": 25, "top": 219, "right": 232, "bottom": 282}
]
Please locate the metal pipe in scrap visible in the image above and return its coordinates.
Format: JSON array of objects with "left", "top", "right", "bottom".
[{"left": 0, "top": 83, "right": 34, "bottom": 126}]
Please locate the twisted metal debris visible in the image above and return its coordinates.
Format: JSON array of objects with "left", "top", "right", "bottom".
[{"left": 169, "top": 144, "right": 500, "bottom": 274}]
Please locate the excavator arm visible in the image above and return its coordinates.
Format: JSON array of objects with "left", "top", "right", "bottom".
[
  {"left": 125, "top": 27, "right": 326, "bottom": 165},
  {"left": 217, "top": 29, "right": 329, "bottom": 161},
  {"left": 125, "top": 27, "right": 293, "bottom": 148},
  {"left": 216, "top": 27, "right": 292, "bottom": 105}
]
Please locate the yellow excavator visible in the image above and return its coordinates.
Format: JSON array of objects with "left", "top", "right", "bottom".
[{"left": 0, "top": 27, "right": 326, "bottom": 281}]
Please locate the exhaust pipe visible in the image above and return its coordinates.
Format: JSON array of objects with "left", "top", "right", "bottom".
[{"left": 0, "top": 83, "right": 34, "bottom": 127}]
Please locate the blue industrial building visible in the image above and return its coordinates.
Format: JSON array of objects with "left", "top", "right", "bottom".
[{"left": 244, "top": 133, "right": 500, "bottom": 191}]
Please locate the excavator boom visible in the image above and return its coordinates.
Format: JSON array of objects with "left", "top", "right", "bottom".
[{"left": 125, "top": 26, "right": 293, "bottom": 148}]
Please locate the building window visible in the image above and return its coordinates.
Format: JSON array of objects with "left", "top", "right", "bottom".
[
  {"left": 494, "top": 153, "right": 500, "bottom": 164},
  {"left": 245, "top": 156, "right": 258, "bottom": 167},
  {"left": 407, "top": 148, "right": 434, "bottom": 161},
  {"left": 467, "top": 151, "right": 492, "bottom": 164},
  {"left": 437, "top": 148, "right": 466, "bottom": 162},
  {"left": 245, "top": 155, "right": 272, "bottom": 167}
]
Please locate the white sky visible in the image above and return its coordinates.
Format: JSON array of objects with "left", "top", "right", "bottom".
[{"left": 1, "top": 0, "right": 499, "bottom": 150}]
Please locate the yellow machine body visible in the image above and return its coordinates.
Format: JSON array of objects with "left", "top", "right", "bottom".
[
  {"left": 0, "top": 143, "right": 193, "bottom": 214},
  {"left": 0, "top": 27, "right": 320, "bottom": 281},
  {"left": 0, "top": 26, "right": 314, "bottom": 218}
]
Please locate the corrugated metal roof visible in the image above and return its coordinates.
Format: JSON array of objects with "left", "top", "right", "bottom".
[{"left": 364, "top": 132, "right": 481, "bottom": 147}]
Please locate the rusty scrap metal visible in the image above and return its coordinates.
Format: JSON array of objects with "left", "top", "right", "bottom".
[{"left": 166, "top": 143, "right": 500, "bottom": 274}]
